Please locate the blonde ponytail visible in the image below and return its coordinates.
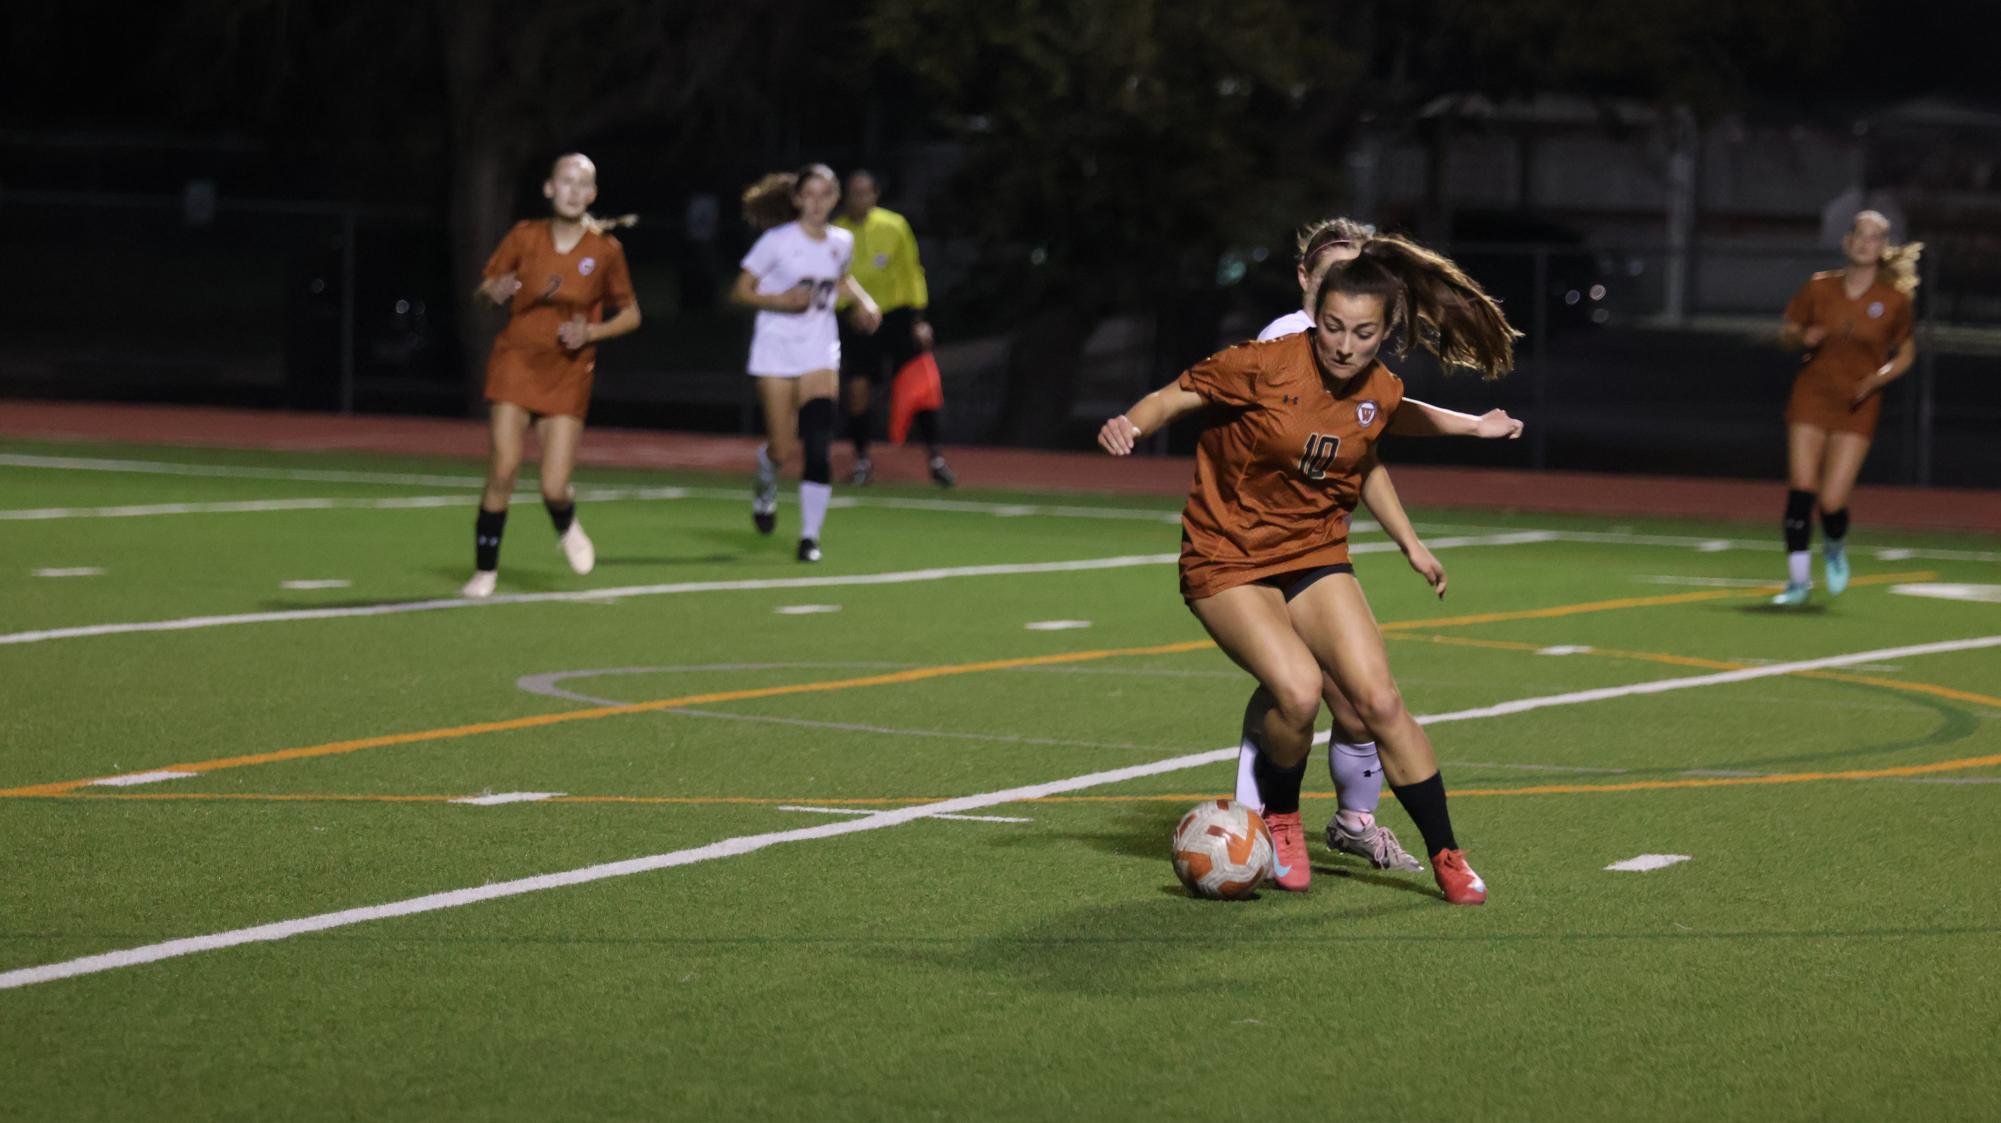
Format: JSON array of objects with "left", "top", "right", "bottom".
[
  {"left": 581, "top": 213, "right": 638, "bottom": 237},
  {"left": 1881, "top": 240, "right": 1924, "bottom": 295}
]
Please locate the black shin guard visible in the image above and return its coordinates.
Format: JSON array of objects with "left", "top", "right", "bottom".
[
  {"left": 1820, "top": 506, "right": 1849, "bottom": 542},
  {"left": 799, "top": 398, "right": 834, "bottom": 486},
  {"left": 1389, "top": 771, "right": 1459, "bottom": 856},
  {"left": 474, "top": 507, "right": 507, "bottom": 572},
  {"left": 913, "top": 409, "right": 942, "bottom": 455},
  {"left": 847, "top": 412, "right": 871, "bottom": 460},
  {"left": 1251, "top": 752, "right": 1309, "bottom": 816},
  {"left": 544, "top": 498, "right": 575, "bottom": 535},
  {"left": 1783, "top": 489, "right": 1815, "bottom": 553}
]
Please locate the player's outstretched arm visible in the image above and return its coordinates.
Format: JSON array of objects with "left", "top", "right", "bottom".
[
  {"left": 1360, "top": 461, "right": 1446, "bottom": 599},
  {"left": 1390, "top": 398, "right": 1523, "bottom": 440},
  {"left": 840, "top": 275, "right": 882, "bottom": 333},
  {"left": 1098, "top": 381, "right": 1204, "bottom": 456}
]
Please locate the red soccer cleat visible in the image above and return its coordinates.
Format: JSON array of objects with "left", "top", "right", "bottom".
[
  {"left": 1431, "top": 848, "right": 1487, "bottom": 905},
  {"left": 1264, "top": 812, "right": 1311, "bottom": 892}
]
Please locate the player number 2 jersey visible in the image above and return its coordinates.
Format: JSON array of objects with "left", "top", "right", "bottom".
[{"left": 740, "top": 222, "right": 854, "bottom": 377}]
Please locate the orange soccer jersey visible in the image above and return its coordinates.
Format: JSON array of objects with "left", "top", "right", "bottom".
[
  {"left": 1782, "top": 270, "right": 1912, "bottom": 437},
  {"left": 482, "top": 220, "right": 636, "bottom": 419},
  {"left": 1176, "top": 333, "right": 1405, "bottom": 601}
]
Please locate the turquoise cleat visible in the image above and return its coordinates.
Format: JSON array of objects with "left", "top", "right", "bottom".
[
  {"left": 1771, "top": 581, "right": 1811, "bottom": 606},
  {"left": 1824, "top": 541, "right": 1850, "bottom": 596}
]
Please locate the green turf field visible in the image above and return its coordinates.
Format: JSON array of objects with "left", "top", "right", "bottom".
[{"left": 3, "top": 438, "right": 1999, "bottom": 1122}]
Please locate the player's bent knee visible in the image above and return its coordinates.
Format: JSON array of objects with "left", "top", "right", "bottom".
[
  {"left": 1270, "top": 678, "right": 1323, "bottom": 730},
  {"left": 1353, "top": 686, "right": 1406, "bottom": 731}
]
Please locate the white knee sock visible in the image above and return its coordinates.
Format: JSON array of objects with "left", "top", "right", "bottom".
[
  {"left": 1788, "top": 550, "right": 1811, "bottom": 586},
  {"left": 799, "top": 482, "right": 831, "bottom": 540},
  {"left": 1330, "top": 741, "right": 1384, "bottom": 829},
  {"left": 1233, "top": 691, "right": 1273, "bottom": 808}
]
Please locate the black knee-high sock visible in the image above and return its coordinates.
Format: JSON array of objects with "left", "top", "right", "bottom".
[
  {"left": 474, "top": 507, "right": 507, "bottom": 573},
  {"left": 1783, "top": 489, "right": 1815, "bottom": 553},
  {"left": 847, "top": 413, "right": 871, "bottom": 460},
  {"left": 1389, "top": 771, "right": 1459, "bottom": 855},
  {"left": 544, "top": 497, "right": 575, "bottom": 535},
  {"left": 1820, "top": 506, "right": 1849, "bottom": 542},
  {"left": 1252, "top": 751, "right": 1309, "bottom": 816},
  {"left": 913, "top": 410, "right": 942, "bottom": 458}
]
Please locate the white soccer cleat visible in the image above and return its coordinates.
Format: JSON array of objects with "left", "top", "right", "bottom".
[
  {"left": 558, "top": 522, "right": 595, "bottom": 575},
  {"left": 1326, "top": 816, "right": 1424, "bottom": 872},
  {"left": 461, "top": 570, "right": 498, "bottom": 598}
]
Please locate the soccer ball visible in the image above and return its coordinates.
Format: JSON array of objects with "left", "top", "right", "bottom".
[{"left": 1171, "top": 799, "right": 1273, "bottom": 900}]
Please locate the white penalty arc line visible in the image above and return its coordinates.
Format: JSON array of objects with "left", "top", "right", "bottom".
[
  {"left": 0, "top": 533, "right": 1553, "bottom": 648},
  {"left": 6, "top": 630, "right": 1998, "bottom": 992}
]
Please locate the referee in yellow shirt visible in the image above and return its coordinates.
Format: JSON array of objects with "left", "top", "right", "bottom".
[{"left": 835, "top": 170, "right": 953, "bottom": 486}]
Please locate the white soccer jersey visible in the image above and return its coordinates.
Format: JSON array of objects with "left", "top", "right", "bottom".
[
  {"left": 741, "top": 222, "right": 854, "bottom": 377},
  {"left": 1257, "top": 309, "right": 1311, "bottom": 341}
]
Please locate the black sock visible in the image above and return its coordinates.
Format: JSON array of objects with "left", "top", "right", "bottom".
[
  {"left": 544, "top": 498, "right": 575, "bottom": 535},
  {"left": 1783, "top": 489, "right": 1815, "bottom": 553},
  {"left": 848, "top": 414, "right": 871, "bottom": 460},
  {"left": 1389, "top": 771, "right": 1459, "bottom": 855},
  {"left": 913, "top": 410, "right": 942, "bottom": 458},
  {"left": 474, "top": 507, "right": 507, "bottom": 572},
  {"left": 1820, "top": 506, "right": 1849, "bottom": 542},
  {"left": 1252, "top": 751, "right": 1309, "bottom": 816}
]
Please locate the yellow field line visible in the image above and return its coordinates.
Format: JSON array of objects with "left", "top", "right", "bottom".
[
  {"left": 0, "top": 569, "right": 1946, "bottom": 799},
  {"left": 0, "top": 640, "right": 1211, "bottom": 798},
  {"left": 1378, "top": 569, "right": 1931, "bottom": 631},
  {"left": 33, "top": 630, "right": 2001, "bottom": 810},
  {"left": 32, "top": 731, "right": 2001, "bottom": 810}
]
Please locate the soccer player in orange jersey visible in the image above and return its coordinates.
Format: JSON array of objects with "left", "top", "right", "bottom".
[
  {"left": 463, "top": 153, "right": 641, "bottom": 598},
  {"left": 1099, "top": 235, "right": 1523, "bottom": 904},
  {"left": 1771, "top": 210, "right": 1920, "bottom": 605}
]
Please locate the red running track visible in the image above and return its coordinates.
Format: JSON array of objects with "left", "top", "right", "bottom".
[{"left": 2, "top": 400, "right": 1997, "bottom": 534}]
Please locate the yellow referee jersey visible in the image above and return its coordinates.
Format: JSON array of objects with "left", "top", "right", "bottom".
[{"left": 833, "top": 206, "right": 928, "bottom": 312}]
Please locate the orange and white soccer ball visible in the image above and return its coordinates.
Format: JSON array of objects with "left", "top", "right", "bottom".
[{"left": 1171, "top": 799, "right": 1274, "bottom": 899}]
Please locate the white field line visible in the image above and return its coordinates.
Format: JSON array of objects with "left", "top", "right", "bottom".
[
  {"left": 1418, "top": 634, "right": 2001, "bottom": 726},
  {"left": 1634, "top": 575, "right": 1779, "bottom": 588},
  {"left": 776, "top": 804, "right": 1032, "bottom": 824},
  {"left": 0, "top": 745, "right": 1240, "bottom": 991},
  {"left": 1605, "top": 854, "right": 1691, "bottom": 872},
  {"left": 31, "top": 567, "right": 104, "bottom": 578},
  {"left": 8, "top": 630, "right": 1999, "bottom": 991},
  {"left": 0, "top": 533, "right": 1550, "bottom": 648},
  {"left": 1025, "top": 620, "right": 1092, "bottom": 631},
  {"left": 10, "top": 452, "right": 2001, "bottom": 563},
  {"left": 450, "top": 792, "right": 565, "bottom": 806},
  {"left": 88, "top": 770, "right": 197, "bottom": 787},
  {"left": 0, "top": 487, "right": 688, "bottom": 521}
]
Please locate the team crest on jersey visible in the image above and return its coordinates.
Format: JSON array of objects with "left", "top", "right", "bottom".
[
  {"left": 1867, "top": 301, "right": 1884, "bottom": 319},
  {"left": 1356, "top": 400, "right": 1379, "bottom": 427},
  {"left": 578, "top": 257, "right": 597, "bottom": 276}
]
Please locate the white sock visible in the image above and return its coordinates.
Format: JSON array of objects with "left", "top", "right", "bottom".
[
  {"left": 799, "top": 481, "right": 832, "bottom": 540},
  {"left": 1330, "top": 741, "right": 1384, "bottom": 827},
  {"left": 1233, "top": 691, "right": 1273, "bottom": 808},
  {"left": 756, "top": 444, "right": 777, "bottom": 483},
  {"left": 1788, "top": 550, "right": 1811, "bottom": 587}
]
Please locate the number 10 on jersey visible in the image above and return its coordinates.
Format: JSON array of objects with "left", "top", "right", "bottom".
[{"left": 1298, "top": 433, "right": 1340, "bottom": 480}]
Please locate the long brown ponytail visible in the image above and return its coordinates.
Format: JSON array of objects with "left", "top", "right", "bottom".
[
  {"left": 1315, "top": 233, "right": 1522, "bottom": 380},
  {"left": 741, "top": 163, "right": 837, "bottom": 230}
]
